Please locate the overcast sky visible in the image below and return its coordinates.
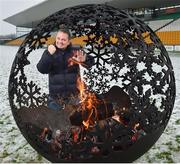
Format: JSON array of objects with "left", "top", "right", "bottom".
[{"left": 0, "top": 0, "right": 45, "bottom": 35}]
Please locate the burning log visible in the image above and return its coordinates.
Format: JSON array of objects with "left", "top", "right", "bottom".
[{"left": 69, "top": 102, "right": 113, "bottom": 127}]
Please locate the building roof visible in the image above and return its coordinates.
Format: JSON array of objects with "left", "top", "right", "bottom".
[{"left": 4, "top": 0, "right": 180, "bottom": 28}]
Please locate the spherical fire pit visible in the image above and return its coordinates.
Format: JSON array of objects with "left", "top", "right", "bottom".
[{"left": 8, "top": 4, "right": 176, "bottom": 162}]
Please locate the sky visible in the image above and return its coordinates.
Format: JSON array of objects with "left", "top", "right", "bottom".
[{"left": 0, "top": 0, "right": 45, "bottom": 35}]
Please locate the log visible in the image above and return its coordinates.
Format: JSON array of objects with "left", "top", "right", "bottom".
[{"left": 69, "top": 102, "right": 114, "bottom": 126}]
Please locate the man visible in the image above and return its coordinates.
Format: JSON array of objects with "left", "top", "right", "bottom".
[{"left": 37, "top": 29, "right": 93, "bottom": 110}]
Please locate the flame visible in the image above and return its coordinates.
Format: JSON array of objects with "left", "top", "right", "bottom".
[
  {"left": 76, "top": 77, "right": 100, "bottom": 129},
  {"left": 77, "top": 77, "right": 86, "bottom": 103},
  {"left": 131, "top": 123, "right": 142, "bottom": 141},
  {"left": 82, "top": 120, "right": 89, "bottom": 129},
  {"left": 39, "top": 127, "right": 48, "bottom": 140},
  {"left": 134, "top": 123, "right": 140, "bottom": 130},
  {"left": 72, "top": 131, "right": 79, "bottom": 143}
]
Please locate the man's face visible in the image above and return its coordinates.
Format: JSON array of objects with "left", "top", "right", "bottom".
[{"left": 55, "top": 31, "right": 70, "bottom": 49}]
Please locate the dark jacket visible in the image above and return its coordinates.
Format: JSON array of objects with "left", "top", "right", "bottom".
[{"left": 37, "top": 45, "right": 93, "bottom": 98}]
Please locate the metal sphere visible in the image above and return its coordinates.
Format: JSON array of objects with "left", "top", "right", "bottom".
[{"left": 8, "top": 4, "right": 175, "bottom": 162}]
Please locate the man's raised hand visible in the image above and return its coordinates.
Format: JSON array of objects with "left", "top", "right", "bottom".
[{"left": 72, "top": 50, "right": 86, "bottom": 62}]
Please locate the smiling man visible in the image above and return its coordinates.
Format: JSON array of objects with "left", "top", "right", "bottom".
[{"left": 37, "top": 29, "right": 94, "bottom": 110}]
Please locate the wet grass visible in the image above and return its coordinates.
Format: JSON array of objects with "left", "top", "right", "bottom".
[
  {"left": 165, "top": 141, "right": 180, "bottom": 152},
  {"left": 2, "top": 150, "right": 9, "bottom": 158},
  {"left": 37, "top": 154, "right": 43, "bottom": 161},
  {"left": 175, "top": 119, "right": 180, "bottom": 125},
  {"left": 155, "top": 151, "right": 173, "bottom": 163},
  {"left": 175, "top": 135, "right": 180, "bottom": 144}
]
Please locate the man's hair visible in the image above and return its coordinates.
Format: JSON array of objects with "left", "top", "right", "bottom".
[{"left": 58, "top": 29, "right": 71, "bottom": 40}]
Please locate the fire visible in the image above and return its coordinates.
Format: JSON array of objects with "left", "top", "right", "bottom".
[
  {"left": 77, "top": 77, "right": 86, "bottom": 103},
  {"left": 82, "top": 120, "right": 89, "bottom": 129},
  {"left": 76, "top": 76, "right": 100, "bottom": 129},
  {"left": 134, "top": 123, "right": 140, "bottom": 130},
  {"left": 39, "top": 127, "right": 48, "bottom": 140}
]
